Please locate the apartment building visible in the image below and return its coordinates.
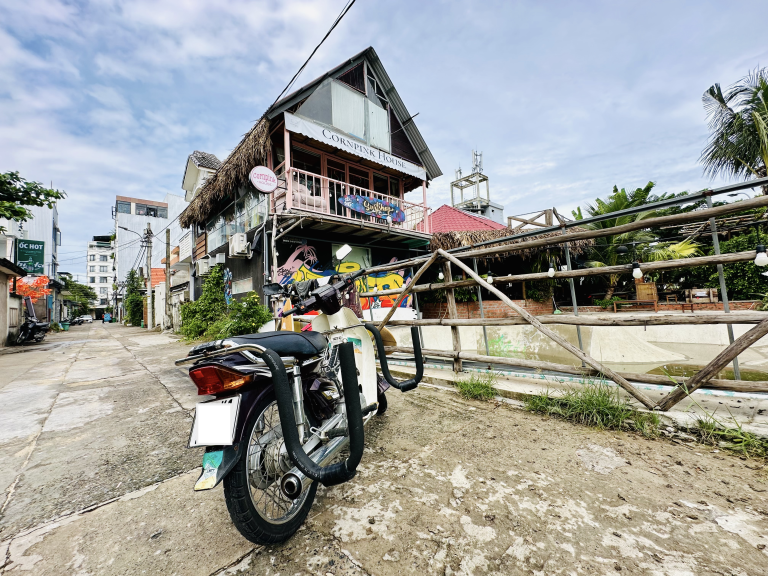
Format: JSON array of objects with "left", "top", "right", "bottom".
[{"left": 86, "top": 235, "right": 114, "bottom": 314}]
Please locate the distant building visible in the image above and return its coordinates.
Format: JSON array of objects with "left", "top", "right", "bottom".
[
  {"left": 112, "top": 194, "right": 188, "bottom": 318},
  {"left": 182, "top": 151, "right": 222, "bottom": 202},
  {"left": 86, "top": 235, "right": 114, "bottom": 315},
  {"left": 425, "top": 204, "right": 508, "bottom": 233},
  {"left": 450, "top": 152, "right": 505, "bottom": 224}
]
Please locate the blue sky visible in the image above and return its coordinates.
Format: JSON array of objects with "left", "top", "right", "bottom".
[{"left": 2, "top": 0, "right": 768, "bottom": 278}]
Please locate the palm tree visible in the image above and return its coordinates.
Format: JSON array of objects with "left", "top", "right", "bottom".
[
  {"left": 573, "top": 183, "right": 700, "bottom": 299},
  {"left": 700, "top": 68, "right": 768, "bottom": 192}
]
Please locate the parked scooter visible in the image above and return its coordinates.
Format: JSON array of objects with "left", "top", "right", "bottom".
[
  {"left": 176, "top": 259, "right": 423, "bottom": 544},
  {"left": 16, "top": 296, "right": 50, "bottom": 345}
]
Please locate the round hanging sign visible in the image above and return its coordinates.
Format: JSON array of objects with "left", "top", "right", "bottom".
[{"left": 249, "top": 166, "right": 278, "bottom": 193}]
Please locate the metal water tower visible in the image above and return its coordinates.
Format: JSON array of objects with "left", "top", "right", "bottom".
[{"left": 449, "top": 151, "right": 504, "bottom": 224}]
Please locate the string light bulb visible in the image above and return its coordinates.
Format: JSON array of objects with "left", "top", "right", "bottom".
[
  {"left": 438, "top": 271, "right": 444, "bottom": 280},
  {"left": 547, "top": 266, "right": 555, "bottom": 278},
  {"left": 755, "top": 245, "right": 768, "bottom": 266},
  {"left": 487, "top": 274, "right": 493, "bottom": 284},
  {"left": 632, "top": 262, "right": 643, "bottom": 279}
]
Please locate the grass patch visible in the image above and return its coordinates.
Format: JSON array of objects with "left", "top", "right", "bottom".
[
  {"left": 456, "top": 372, "right": 498, "bottom": 401},
  {"left": 524, "top": 380, "right": 660, "bottom": 437},
  {"left": 694, "top": 417, "right": 768, "bottom": 459}
]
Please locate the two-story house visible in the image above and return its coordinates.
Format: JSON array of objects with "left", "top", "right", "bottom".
[{"left": 179, "top": 47, "right": 441, "bottom": 318}]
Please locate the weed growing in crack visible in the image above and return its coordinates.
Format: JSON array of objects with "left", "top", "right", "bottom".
[
  {"left": 456, "top": 372, "right": 497, "bottom": 401},
  {"left": 524, "top": 379, "right": 660, "bottom": 437}
]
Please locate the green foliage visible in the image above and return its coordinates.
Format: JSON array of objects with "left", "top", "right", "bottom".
[
  {"left": 696, "top": 416, "right": 767, "bottom": 459},
  {"left": 179, "top": 266, "right": 272, "bottom": 340},
  {"left": 124, "top": 269, "right": 145, "bottom": 326},
  {"left": 63, "top": 276, "right": 97, "bottom": 316},
  {"left": 49, "top": 321, "right": 61, "bottom": 332},
  {"left": 594, "top": 296, "right": 622, "bottom": 309},
  {"left": 421, "top": 275, "right": 478, "bottom": 304},
  {"left": 524, "top": 380, "right": 660, "bottom": 437},
  {"left": 456, "top": 372, "right": 497, "bottom": 401},
  {"left": 701, "top": 68, "right": 768, "bottom": 185},
  {"left": 675, "top": 229, "right": 767, "bottom": 300},
  {"left": 0, "top": 172, "right": 66, "bottom": 233}
]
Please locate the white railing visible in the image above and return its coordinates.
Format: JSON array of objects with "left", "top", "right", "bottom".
[{"left": 273, "top": 167, "right": 431, "bottom": 233}]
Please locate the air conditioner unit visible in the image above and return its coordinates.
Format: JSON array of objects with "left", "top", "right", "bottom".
[
  {"left": 229, "top": 233, "right": 249, "bottom": 258},
  {"left": 196, "top": 259, "right": 210, "bottom": 276},
  {"left": 214, "top": 252, "right": 226, "bottom": 265}
]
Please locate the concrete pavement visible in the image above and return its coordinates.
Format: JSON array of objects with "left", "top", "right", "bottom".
[{"left": 0, "top": 324, "right": 766, "bottom": 575}]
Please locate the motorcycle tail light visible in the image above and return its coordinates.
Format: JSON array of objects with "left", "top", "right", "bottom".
[{"left": 189, "top": 366, "right": 251, "bottom": 396}]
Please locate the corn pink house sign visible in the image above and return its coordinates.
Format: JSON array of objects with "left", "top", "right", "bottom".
[{"left": 249, "top": 166, "right": 278, "bottom": 193}]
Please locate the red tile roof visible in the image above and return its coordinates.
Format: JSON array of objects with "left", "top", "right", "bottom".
[
  {"left": 426, "top": 205, "right": 508, "bottom": 233},
  {"left": 150, "top": 268, "right": 166, "bottom": 288}
]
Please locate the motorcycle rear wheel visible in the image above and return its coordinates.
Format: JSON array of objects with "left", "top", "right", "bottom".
[{"left": 223, "top": 392, "right": 318, "bottom": 544}]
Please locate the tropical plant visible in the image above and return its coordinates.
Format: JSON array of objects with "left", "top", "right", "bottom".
[
  {"left": 62, "top": 276, "right": 97, "bottom": 316},
  {"left": 573, "top": 183, "right": 700, "bottom": 299},
  {"left": 0, "top": 172, "right": 66, "bottom": 233},
  {"left": 124, "top": 269, "right": 145, "bottom": 326},
  {"left": 700, "top": 68, "right": 768, "bottom": 191}
]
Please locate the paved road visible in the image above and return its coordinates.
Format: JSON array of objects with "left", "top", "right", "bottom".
[{"left": 0, "top": 324, "right": 766, "bottom": 575}]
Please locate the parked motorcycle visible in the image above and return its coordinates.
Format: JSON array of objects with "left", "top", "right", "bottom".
[
  {"left": 176, "top": 263, "right": 423, "bottom": 544},
  {"left": 16, "top": 296, "right": 50, "bottom": 345}
]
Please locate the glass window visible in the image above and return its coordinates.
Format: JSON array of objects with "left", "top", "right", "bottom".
[
  {"left": 158, "top": 207, "right": 168, "bottom": 219},
  {"left": 389, "top": 177, "right": 400, "bottom": 198},
  {"left": 290, "top": 146, "right": 322, "bottom": 175},
  {"left": 89, "top": 277, "right": 95, "bottom": 283},
  {"left": 135, "top": 204, "right": 147, "bottom": 216},
  {"left": 100, "top": 287, "right": 108, "bottom": 294},
  {"left": 206, "top": 213, "right": 226, "bottom": 253},
  {"left": 99, "top": 266, "right": 108, "bottom": 272},
  {"left": 146, "top": 206, "right": 158, "bottom": 217},
  {"left": 89, "top": 254, "right": 95, "bottom": 261},
  {"left": 89, "top": 265, "right": 95, "bottom": 272},
  {"left": 100, "top": 277, "right": 108, "bottom": 283},
  {"left": 348, "top": 166, "right": 370, "bottom": 190},
  {"left": 100, "top": 255, "right": 108, "bottom": 261},
  {"left": 117, "top": 201, "right": 131, "bottom": 214},
  {"left": 373, "top": 173, "right": 389, "bottom": 195},
  {"left": 100, "top": 298, "right": 108, "bottom": 305}
]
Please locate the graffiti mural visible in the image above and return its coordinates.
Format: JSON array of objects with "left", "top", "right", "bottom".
[{"left": 276, "top": 244, "right": 412, "bottom": 310}]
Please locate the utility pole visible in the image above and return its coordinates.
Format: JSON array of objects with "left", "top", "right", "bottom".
[
  {"left": 165, "top": 228, "right": 171, "bottom": 330},
  {"left": 146, "top": 223, "right": 153, "bottom": 330}
]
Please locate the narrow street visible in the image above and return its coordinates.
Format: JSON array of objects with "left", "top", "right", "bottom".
[{"left": 0, "top": 324, "right": 766, "bottom": 575}]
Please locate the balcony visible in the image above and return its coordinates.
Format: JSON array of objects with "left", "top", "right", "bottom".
[{"left": 274, "top": 168, "right": 431, "bottom": 234}]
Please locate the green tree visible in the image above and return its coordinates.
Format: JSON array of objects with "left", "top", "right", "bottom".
[
  {"left": 701, "top": 68, "right": 768, "bottom": 192},
  {"left": 0, "top": 172, "right": 66, "bottom": 233},
  {"left": 63, "top": 277, "right": 97, "bottom": 316},
  {"left": 124, "top": 269, "right": 145, "bottom": 326},
  {"left": 573, "top": 182, "right": 700, "bottom": 299}
]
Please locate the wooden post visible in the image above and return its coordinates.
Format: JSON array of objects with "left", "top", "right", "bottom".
[
  {"left": 283, "top": 126, "right": 292, "bottom": 209},
  {"left": 378, "top": 251, "right": 439, "bottom": 328},
  {"left": 437, "top": 249, "right": 657, "bottom": 410},
  {"left": 442, "top": 260, "right": 463, "bottom": 373},
  {"left": 422, "top": 181, "right": 429, "bottom": 233},
  {"left": 473, "top": 258, "right": 490, "bottom": 356},
  {"left": 657, "top": 318, "right": 768, "bottom": 410}
]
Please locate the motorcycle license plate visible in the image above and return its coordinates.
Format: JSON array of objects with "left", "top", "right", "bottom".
[{"left": 188, "top": 396, "right": 241, "bottom": 448}]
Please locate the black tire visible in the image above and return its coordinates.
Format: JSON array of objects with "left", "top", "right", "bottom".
[
  {"left": 223, "top": 392, "right": 318, "bottom": 545},
  {"left": 16, "top": 326, "right": 29, "bottom": 346},
  {"left": 377, "top": 391, "right": 388, "bottom": 415}
]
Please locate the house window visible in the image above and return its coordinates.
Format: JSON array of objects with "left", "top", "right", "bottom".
[
  {"left": 100, "top": 277, "right": 108, "bottom": 283},
  {"left": 89, "top": 265, "right": 95, "bottom": 272},
  {"left": 99, "top": 266, "right": 108, "bottom": 272},
  {"left": 135, "top": 204, "right": 147, "bottom": 215},
  {"left": 89, "top": 254, "right": 95, "bottom": 261},
  {"left": 117, "top": 201, "right": 131, "bottom": 214},
  {"left": 90, "top": 277, "right": 96, "bottom": 283},
  {"left": 100, "top": 287, "right": 108, "bottom": 294},
  {"left": 100, "top": 299, "right": 108, "bottom": 305},
  {"left": 100, "top": 255, "right": 108, "bottom": 261},
  {"left": 158, "top": 207, "right": 168, "bottom": 218}
]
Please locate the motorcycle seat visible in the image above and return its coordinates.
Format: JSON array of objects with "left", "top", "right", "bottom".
[{"left": 228, "top": 331, "right": 328, "bottom": 359}]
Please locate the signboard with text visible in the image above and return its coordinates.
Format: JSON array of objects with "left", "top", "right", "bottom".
[{"left": 16, "top": 240, "right": 45, "bottom": 274}]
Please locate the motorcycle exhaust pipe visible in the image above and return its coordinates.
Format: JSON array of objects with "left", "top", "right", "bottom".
[{"left": 280, "top": 434, "right": 349, "bottom": 499}]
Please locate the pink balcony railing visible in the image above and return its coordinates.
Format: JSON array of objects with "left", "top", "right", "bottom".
[{"left": 273, "top": 167, "right": 431, "bottom": 233}]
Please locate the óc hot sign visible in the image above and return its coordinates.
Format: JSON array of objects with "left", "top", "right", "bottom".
[{"left": 249, "top": 166, "right": 278, "bottom": 193}]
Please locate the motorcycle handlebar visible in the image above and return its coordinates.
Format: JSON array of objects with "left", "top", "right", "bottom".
[
  {"left": 364, "top": 323, "right": 423, "bottom": 392},
  {"left": 282, "top": 268, "right": 368, "bottom": 317}
]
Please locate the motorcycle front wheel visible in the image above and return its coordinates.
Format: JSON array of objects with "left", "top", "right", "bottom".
[{"left": 223, "top": 392, "right": 318, "bottom": 544}]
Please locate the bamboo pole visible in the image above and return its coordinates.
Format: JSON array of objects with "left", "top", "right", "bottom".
[
  {"left": 657, "top": 318, "right": 768, "bottom": 410},
  {"left": 378, "top": 251, "right": 439, "bottom": 329},
  {"left": 382, "top": 345, "right": 768, "bottom": 394},
  {"left": 359, "top": 250, "right": 758, "bottom": 298},
  {"left": 442, "top": 261, "right": 462, "bottom": 372},
  {"left": 437, "top": 249, "right": 657, "bottom": 409},
  {"left": 383, "top": 312, "right": 767, "bottom": 327},
  {"left": 359, "top": 195, "right": 768, "bottom": 278}
]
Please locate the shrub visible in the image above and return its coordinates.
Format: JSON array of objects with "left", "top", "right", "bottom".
[
  {"left": 594, "top": 296, "right": 622, "bottom": 309},
  {"left": 50, "top": 321, "right": 61, "bottom": 332}
]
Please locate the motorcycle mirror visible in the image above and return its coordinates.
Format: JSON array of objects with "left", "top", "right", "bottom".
[
  {"left": 335, "top": 244, "right": 352, "bottom": 260},
  {"left": 263, "top": 283, "right": 286, "bottom": 296}
]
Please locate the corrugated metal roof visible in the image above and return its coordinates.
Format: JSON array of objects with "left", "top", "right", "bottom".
[{"left": 268, "top": 47, "right": 442, "bottom": 181}]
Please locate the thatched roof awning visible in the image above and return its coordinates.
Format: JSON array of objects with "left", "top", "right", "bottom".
[
  {"left": 179, "top": 117, "right": 270, "bottom": 229},
  {"left": 429, "top": 228, "right": 594, "bottom": 259}
]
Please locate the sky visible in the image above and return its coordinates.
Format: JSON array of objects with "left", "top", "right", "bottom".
[{"left": 2, "top": 0, "right": 768, "bottom": 279}]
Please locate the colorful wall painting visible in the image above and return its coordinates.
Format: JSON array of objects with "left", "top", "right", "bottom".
[
  {"left": 276, "top": 244, "right": 412, "bottom": 310},
  {"left": 337, "top": 195, "right": 406, "bottom": 222}
]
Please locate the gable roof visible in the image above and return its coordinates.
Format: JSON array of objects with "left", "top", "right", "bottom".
[
  {"left": 426, "top": 205, "right": 508, "bottom": 233},
  {"left": 189, "top": 150, "right": 222, "bottom": 171},
  {"left": 267, "top": 47, "right": 441, "bottom": 181}
]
